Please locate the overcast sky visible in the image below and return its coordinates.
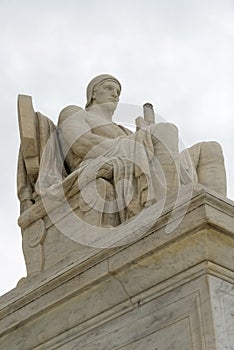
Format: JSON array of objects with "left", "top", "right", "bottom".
[{"left": 0, "top": 0, "right": 234, "bottom": 296}]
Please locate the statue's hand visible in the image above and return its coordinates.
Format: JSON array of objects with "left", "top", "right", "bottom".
[
  {"left": 97, "top": 162, "right": 113, "bottom": 179},
  {"left": 135, "top": 116, "right": 152, "bottom": 131}
]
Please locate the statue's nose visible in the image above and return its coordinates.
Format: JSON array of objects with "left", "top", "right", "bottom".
[{"left": 112, "top": 88, "right": 118, "bottom": 97}]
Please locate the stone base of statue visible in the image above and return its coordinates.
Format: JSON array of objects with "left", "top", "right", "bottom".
[{"left": 0, "top": 188, "right": 234, "bottom": 349}]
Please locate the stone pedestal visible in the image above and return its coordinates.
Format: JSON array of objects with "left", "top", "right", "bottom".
[{"left": 0, "top": 189, "right": 234, "bottom": 349}]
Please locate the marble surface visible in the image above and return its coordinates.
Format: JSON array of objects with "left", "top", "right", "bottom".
[{"left": 0, "top": 189, "right": 233, "bottom": 349}]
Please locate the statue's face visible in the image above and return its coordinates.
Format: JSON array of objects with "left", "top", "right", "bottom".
[{"left": 92, "top": 80, "right": 121, "bottom": 106}]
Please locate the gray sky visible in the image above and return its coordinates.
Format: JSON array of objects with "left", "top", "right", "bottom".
[{"left": 0, "top": 0, "right": 234, "bottom": 295}]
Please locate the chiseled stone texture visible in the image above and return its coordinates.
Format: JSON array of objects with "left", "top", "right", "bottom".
[{"left": 0, "top": 189, "right": 234, "bottom": 349}]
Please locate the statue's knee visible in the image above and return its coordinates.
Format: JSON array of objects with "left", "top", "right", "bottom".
[
  {"left": 196, "top": 141, "right": 226, "bottom": 196},
  {"left": 200, "top": 141, "right": 224, "bottom": 159},
  {"left": 155, "top": 122, "right": 178, "bottom": 134},
  {"left": 151, "top": 123, "right": 178, "bottom": 149}
]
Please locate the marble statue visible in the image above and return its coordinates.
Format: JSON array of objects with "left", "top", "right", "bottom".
[
  {"left": 8, "top": 76, "right": 233, "bottom": 350},
  {"left": 16, "top": 74, "right": 227, "bottom": 277},
  {"left": 18, "top": 74, "right": 227, "bottom": 228}
]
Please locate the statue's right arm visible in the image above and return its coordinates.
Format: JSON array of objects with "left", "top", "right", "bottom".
[
  {"left": 70, "top": 133, "right": 116, "bottom": 158},
  {"left": 60, "top": 115, "right": 116, "bottom": 159}
]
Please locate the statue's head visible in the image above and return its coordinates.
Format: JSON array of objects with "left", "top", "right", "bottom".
[{"left": 85, "top": 74, "right": 121, "bottom": 109}]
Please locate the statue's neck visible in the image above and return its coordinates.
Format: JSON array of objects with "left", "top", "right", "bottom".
[{"left": 86, "top": 103, "right": 116, "bottom": 122}]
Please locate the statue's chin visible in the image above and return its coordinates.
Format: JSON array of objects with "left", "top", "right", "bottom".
[
  {"left": 102, "top": 101, "right": 118, "bottom": 113},
  {"left": 88, "top": 102, "right": 118, "bottom": 116}
]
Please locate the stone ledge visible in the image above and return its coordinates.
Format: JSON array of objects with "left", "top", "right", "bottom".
[
  {"left": 0, "top": 189, "right": 234, "bottom": 314},
  {"left": 0, "top": 189, "right": 234, "bottom": 349}
]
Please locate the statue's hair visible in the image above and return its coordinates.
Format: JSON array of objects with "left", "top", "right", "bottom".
[{"left": 85, "top": 74, "right": 121, "bottom": 109}]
